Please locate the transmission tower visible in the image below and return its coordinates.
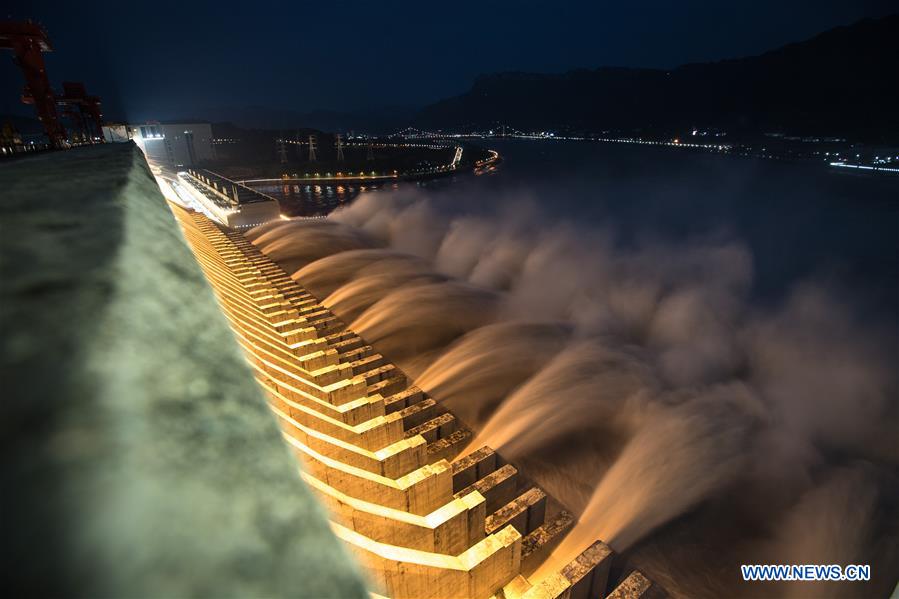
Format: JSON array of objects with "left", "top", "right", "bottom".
[
  {"left": 308, "top": 134, "right": 317, "bottom": 161},
  {"left": 295, "top": 130, "right": 303, "bottom": 158},
  {"left": 277, "top": 133, "right": 288, "bottom": 164},
  {"left": 335, "top": 133, "right": 345, "bottom": 161},
  {"left": 366, "top": 140, "right": 374, "bottom": 161}
]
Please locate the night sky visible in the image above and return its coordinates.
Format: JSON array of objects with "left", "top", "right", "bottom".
[{"left": 4, "top": 0, "right": 896, "bottom": 122}]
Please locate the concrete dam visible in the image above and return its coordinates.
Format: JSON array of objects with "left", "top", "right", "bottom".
[
  {"left": 4, "top": 143, "right": 665, "bottom": 598},
  {"left": 168, "top": 187, "right": 665, "bottom": 598},
  {"left": 8, "top": 131, "right": 899, "bottom": 599}
]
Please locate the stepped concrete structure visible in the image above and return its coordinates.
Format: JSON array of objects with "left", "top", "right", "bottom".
[{"left": 167, "top": 183, "right": 666, "bottom": 598}]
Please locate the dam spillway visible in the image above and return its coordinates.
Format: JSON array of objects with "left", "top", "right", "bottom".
[{"left": 168, "top": 200, "right": 666, "bottom": 598}]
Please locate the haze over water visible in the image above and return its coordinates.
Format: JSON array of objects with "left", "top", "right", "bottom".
[
  {"left": 453, "top": 140, "right": 897, "bottom": 311},
  {"left": 262, "top": 139, "right": 898, "bottom": 312}
]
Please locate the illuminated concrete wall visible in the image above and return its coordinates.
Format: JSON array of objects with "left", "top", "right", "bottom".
[
  {"left": 2, "top": 142, "right": 367, "bottom": 597},
  {"left": 169, "top": 199, "right": 666, "bottom": 598}
]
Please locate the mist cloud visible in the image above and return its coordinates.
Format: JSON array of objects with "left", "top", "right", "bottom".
[{"left": 246, "top": 188, "right": 897, "bottom": 598}]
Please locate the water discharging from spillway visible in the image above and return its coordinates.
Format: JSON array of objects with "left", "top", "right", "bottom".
[{"left": 247, "top": 192, "right": 899, "bottom": 598}]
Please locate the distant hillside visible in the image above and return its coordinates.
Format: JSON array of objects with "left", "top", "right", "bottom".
[{"left": 414, "top": 15, "right": 899, "bottom": 143}]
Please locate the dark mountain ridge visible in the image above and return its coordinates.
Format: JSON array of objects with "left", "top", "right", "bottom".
[{"left": 414, "top": 15, "right": 899, "bottom": 143}]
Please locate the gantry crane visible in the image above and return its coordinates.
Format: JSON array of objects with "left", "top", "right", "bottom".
[
  {"left": 2, "top": 20, "right": 104, "bottom": 149},
  {"left": 1, "top": 20, "right": 67, "bottom": 148}
]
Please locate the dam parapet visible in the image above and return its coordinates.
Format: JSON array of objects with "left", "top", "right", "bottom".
[{"left": 2, "top": 143, "right": 366, "bottom": 597}]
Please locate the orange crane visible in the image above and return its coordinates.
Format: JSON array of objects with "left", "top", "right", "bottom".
[{"left": 0, "top": 20, "right": 67, "bottom": 148}]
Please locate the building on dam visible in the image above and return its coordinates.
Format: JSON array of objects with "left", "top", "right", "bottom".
[
  {"left": 131, "top": 120, "right": 215, "bottom": 167},
  {"left": 175, "top": 168, "right": 281, "bottom": 229}
]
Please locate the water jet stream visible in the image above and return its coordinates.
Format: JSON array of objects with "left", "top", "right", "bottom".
[{"left": 248, "top": 190, "right": 898, "bottom": 598}]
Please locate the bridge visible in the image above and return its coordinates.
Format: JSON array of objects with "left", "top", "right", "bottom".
[{"left": 390, "top": 125, "right": 530, "bottom": 139}]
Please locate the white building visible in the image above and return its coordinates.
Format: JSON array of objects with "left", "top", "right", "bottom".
[
  {"left": 102, "top": 123, "right": 131, "bottom": 143},
  {"left": 131, "top": 122, "right": 215, "bottom": 168}
]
